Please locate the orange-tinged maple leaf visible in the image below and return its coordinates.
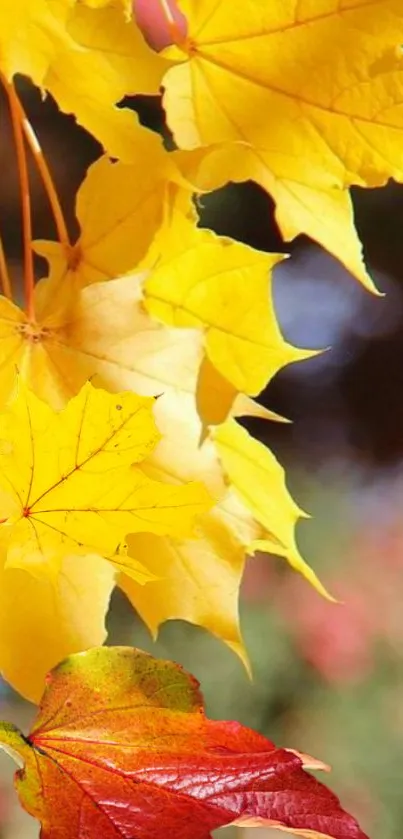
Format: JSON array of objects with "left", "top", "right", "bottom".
[
  {"left": 0, "top": 379, "right": 212, "bottom": 578},
  {"left": 162, "top": 0, "right": 403, "bottom": 290},
  {"left": 0, "top": 647, "right": 369, "bottom": 839}
]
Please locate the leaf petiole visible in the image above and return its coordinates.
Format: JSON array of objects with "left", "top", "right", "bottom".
[
  {"left": 17, "top": 98, "right": 70, "bottom": 252},
  {"left": 1, "top": 74, "right": 35, "bottom": 320}
]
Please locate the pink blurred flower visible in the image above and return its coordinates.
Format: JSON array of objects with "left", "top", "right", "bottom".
[
  {"left": 276, "top": 512, "right": 403, "bottom": 682},
  {"left": 133, "top": 0, "right": 187, "bottom": 50},
  {"left": 279, "top": 572, "right": 375, "bottom": 683}
]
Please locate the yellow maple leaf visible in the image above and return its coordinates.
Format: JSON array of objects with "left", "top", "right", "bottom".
[
  {"left": 213, "top": 419, "right": 332, "bottom": 599},
  {"left": 162, "top": 1, "right": 403, "bottom": 290},
  {"left": 121, "top": 494, "right": 253, "bottom": 668},
  {"left": 195, "top": 357, "right": 287, "bottom": 429},
  {"left": 178, "top": 144, "right": 371, "bottom": 293},
  {"left": 0, "top": 275, "right": 204, "bottom": 408},
  {"left": 0, "top": 0, "right": 73, "bottom": 83},
  {"left": 0, "top": 269, "right": 272, "bottom": 424},
  {"left": 0, "top": 272, "right": 327, "bottom": 661},
  {"left": 0, "top": 550, "right": 115, "bottom": 702},
  {"left": 0, "top": 380, "right": 212, "bottom": 578},
  {"left": 32, "top": 156, "right": 304, "bottom": 423},
  {"left": 83, "top": 0, "right": 131, "bottom": 12},
  {"left": 0, "top": 285, "right": 326, "bottom": 667},
  {"left": 35, "top": 148, "right": 190, "bottom": 291},
  {"left": 43, "top": 2, "right": 170, "bottom": 161},
  {"left": 119, "top": 392, "right": 263, "bottom": 669},
  {"left": 119, "top": 390, "right": 327, "bottom": 665},
  {"left": 144, "top": 212, "right": 313, "bottom": 397}
]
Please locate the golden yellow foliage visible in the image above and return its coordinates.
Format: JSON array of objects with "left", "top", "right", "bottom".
[
  {"left": 44, "top": 2, "right": 169, "bottom": 160},
  {"left": 0, "top": 551, "right": 115, "bottom": 702},
  {"left": 0, "top": 381, "right": 211, "bottom": 579},
  {"left": 0, "top": 180, "right": 325, "bottom": 684},
  {"left": 0, "top": 0, "right": 370, "bottom": 700},
  {"left": 35, "top": 148, "right": 187, "bottom": 290},
  {"left": 162, "top": 0, "right": 403, "bottom": 289},
  {"left": 180, "top": 147, "right": 370, "bottom": 293},
  {"left": 119, "top": 391, "right": 321, "bottom": 667},
  {"left": 213, "top": 420, "right": 331, "bottom": 599},
  {"left": 0, "top": 275, "right": 203, "bottom": 408},
  {"left": 0, "top": 275, "right": 309, "bottom": 677},
  {"left": 0, "top": 0, "right": 73, "bottom": 83},
  {"left": 144, "top": 213, "right": 313, "bottom": 396},
  {"left": 120, "top": 392, "right": 261, "bottom": 670}
]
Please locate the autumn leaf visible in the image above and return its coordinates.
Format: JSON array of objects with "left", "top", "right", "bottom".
[
  {"left": 213, "top": 419, "right": 331, "bottom": 598},
  {"left": 120, "top": 392, "right": 315, "bottom": 667},
  {"left": 144, "top": 211, "right": 313, "bottom": 398},
  {"left": 161, "top": 1, "right": 403, "bottom": 289},
  {"left": 0, "top": 274, "right": 204, "bottom": 408},
  {"left": 120, "top": 392, "right": 262, "bottom": 668},
  {"left": 121, "top": 497, "right": 252, "bottom": 670},
  {"left": 0, "top": 0, "right": 73, "bottom": 83},
  {"left": 84, "top": 0, "right": 131, "bottom": 12},
  {"left": 0, "top": 551, "right": 115, "bottom": 702},
  {"left": 0, "top": 275, "right": 307, "bottom": 668},
  {"left": 195, "top": 357, "right": 287, "bottom": 428},
  {"left": 35, "top": 149, "right": 189, "bottom": 291},
  {"left": 0, "top": 647, "right": 369, "bottom": 839},
  {"left": 0, "top": 76, "right": 330, "bottom": 678},
  {"left": 181, "top": 145, "right": 371, "bottom": 294},
  {"left": 42, "top": 2, "right": 170, "bottom": 161},
  {"left": 0, "top": 380, "right": 211, "bottom": 578},
  {"left": 0, "top": 274, "right": 324, "bottom": 665},
  {"left": 31, "top": 155, "right": 302, "bottom": 427}
]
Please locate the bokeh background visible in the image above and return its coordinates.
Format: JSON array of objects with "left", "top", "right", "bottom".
[{"left": 1, "top": 64, "right": 403, "bottom": 838}]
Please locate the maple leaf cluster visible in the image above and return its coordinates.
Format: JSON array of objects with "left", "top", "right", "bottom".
[
  {"left": 0, "top": 1, "right": 389, "bottom": 836},
  {"left": 0, "top": 0, "right": 397, "bottom": 697},
  {"left": 0, "top": 0, "right": 342, "bottom": 704}
]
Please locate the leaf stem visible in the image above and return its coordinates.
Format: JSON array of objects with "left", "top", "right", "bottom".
[
  {"left": 0, "top": 234, "right": 13, "bottom": 301},
  {"left": 2, "top": 75, "right": 35, "bottom": 320},
  {"left": 17, "top": 98, "right": 70, "bottom": 251}
]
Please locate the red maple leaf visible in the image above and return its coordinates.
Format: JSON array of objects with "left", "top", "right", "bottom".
[{"left": 0, "top": 647, "right": 369, "bottom": 839}]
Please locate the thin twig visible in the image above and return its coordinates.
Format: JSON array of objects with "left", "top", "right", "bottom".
[
  {"left": 2, "top": 74, "right": 35, "bottom": 320},
  {"left": 17, "top": 98, "right": 70, "bottom": 250}
]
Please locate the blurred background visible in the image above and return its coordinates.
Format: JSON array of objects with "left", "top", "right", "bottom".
[{"left": 1, "top": 66, "right": 403, "bottom": 838}]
